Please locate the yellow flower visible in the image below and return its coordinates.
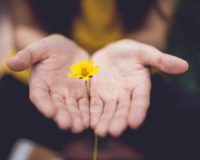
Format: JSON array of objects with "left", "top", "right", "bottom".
[{"left": 68, "top": 59, "right": 99, "bottom": 81}]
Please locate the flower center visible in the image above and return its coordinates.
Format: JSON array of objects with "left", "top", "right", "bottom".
[{"left": 81, "top": 67, "right": 89, "bottom": 76}]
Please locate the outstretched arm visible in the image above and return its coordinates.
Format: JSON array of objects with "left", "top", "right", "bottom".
[{"left": 129, "top": 0, "right": 180, "bottom": 50}]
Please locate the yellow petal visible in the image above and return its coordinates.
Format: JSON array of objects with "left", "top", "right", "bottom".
[
  {"left": 86, "top": 60, "right": 94, "bottom": 72},
  {"left": 71, "top": 64, "right": 81, "bottom": 74},
  {"left": 81, "top": 59, "right": 86, "bottom": 67},
  {"left": 68, "top": 72, "right": 82, "bottom": 78},
  {"left": 68, "top": 59, "right": 99, "bottom": 80},
  {"left": 88, "top": 60, "right": 94, "bottom": 68},
  {"left": 89, "top": 66, "right": 99, "bottom": 76},
  {"left": 68, "top": 72, "right": 76, "bottom": 78}
]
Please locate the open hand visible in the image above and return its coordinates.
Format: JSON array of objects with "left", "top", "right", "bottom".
[
  {"left": 90, "top": 39, "right": 188, "bottom": 137},
  {"left": 7, "top": 35, "right": 90, "bottom": 133}
]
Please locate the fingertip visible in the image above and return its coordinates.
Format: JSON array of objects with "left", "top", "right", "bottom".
[
  {"left": 55, "top": 110, "right": 72, "bottom": 130},
  {"left": 182, "top": 60, "right": 189, "bottom": 72},
  {"left": 58, "top": 121, "right": 70, "bottom": 130},
  {"left": 173, "top": 57, "right": 189, "bottom": 73},
  {"left": 129, "top": 121, "right": 141, "bottom": 129},
  {"left": 71, "top": 127, "right": 84, "bottom": 134},
  {"left": 110, "top": 131, "right": 122, "bottom": 137},
  {"left": 7, "top": 52, "right": 31, "bottom": 72},
  {"left": 128, "top": 119, "right": 141, "bottom": 129},
  {"left": 43, "top": 106, "right": 57, "bottom": 119},
  {"left": 95, "top": 122, "right": 110, "bottom": 137},
  {"left": 128, "top": 110, "right": 146, "bottom": 129},
  {"left": 79, "top": 109, "right": 90, "bottom": 129},
  {"left": 83, "top": 116, "right": 90, "bottom": 129},
  {"left": 71, "top": 118, "right": 85, "bottom": 133},
  {"left": 94, "top": 124, "right": 106, "bottom": 137},
  {"left": 109, "top": 127, "right": 123, "bottom": 137},
  {"left": 90, "top": 116, "right": 99, "bottom": 129},
  {"left": 7, "top": 56, "right": 20, "bottom": 71},
  {"left": 109, "top": 118, "right": 127, "bottom": 137},
  {"left": 95, "top": 129, "right": 107, "bottom": 138},
  {"left": 162, "top": 55, "right": 189, "bottom": 74}
]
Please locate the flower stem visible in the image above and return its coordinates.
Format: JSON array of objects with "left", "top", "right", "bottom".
[
  {"left": 93, "top": 133, "right": 98, "bottom": 160},
  {"left": 84, "top": 80, "right": 98, "bottom": 160},
  {"left": 85, "top": 81, "right": 90, "bottom": 98}
]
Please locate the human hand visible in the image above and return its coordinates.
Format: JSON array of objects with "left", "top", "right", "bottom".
[
  {"left": 7, "top": 35, "right": 90, "bottom": 133},
  {"left": 90, "top": 39, "right": 189, "bottom": 137}
]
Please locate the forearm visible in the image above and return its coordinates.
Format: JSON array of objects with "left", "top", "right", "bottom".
[
  {"left": 128, "top": 0, "right": 180, "bottom": 50},
  {"left": 8, "top": 0, "right": 47, "bottom": 50}
]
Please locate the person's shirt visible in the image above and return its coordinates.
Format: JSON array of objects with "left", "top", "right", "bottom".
[{"left": 29, "top": 0, "right": 153, "bottom": 52}]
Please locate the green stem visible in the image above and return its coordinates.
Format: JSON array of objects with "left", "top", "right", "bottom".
[
  {"left": 93, "top": 133, "right": 98, "bottom": 160},
  {"left": 85, "top": 80, "right": 90, "bottom": 98},
  {"left": 84, "top": 80, "right": 98, "bottom": 160}
]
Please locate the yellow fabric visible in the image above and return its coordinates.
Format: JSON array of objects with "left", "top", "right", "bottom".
[
  {"left": 0, "top": 1, "right": 158, "bottom": 83},
  {"left": 72, "top": 0, "right": 125, "bottom": 53},
  {"left": 0, "top": 49, "right": 29, "bottom": 83},
  {"left": 1, "top": 0, "right": 125, "bottom": 83}
]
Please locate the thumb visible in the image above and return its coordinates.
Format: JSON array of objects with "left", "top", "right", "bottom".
[
  {"left": 141, "top": 47, "right": 189, "bottom": 74},
  {"left": 157, "top": 53, "right": 189, "bottom": 74},
  {"left": 7, "top": 41, "right": 48, "bottom": 72}
]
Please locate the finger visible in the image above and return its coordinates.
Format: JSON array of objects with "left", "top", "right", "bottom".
[
  {"left": 90, "top": 97, "right": 104, "bottom": 129},
  {"left": 95, "top": 100, "right": 117, "bottom": 137},
  {"left": 29, "top": 83, "right": 57, "bottom": 119},
  {"left": 141, "top": 47, "right": 189, "bottom": 74},
  {"left": 51, "top": 93, "right": 72, "bottom": 130},
  {"left": 128, "top": 79, "right": 151, "bottom": 129},
  {"left": 7, "top": 40, "right": 48, "bottom": 71},
  {"left": 78, "top": 97, "right": 90, "bottom": 128},
  {"left": 54, "top": 109, "right": 72, "bottom": 130},
  {"left": 65, "top": 97, "right": 84, "bottom": 133},
  {"left": 109, "top": 92, "right": 131, "bottom": 137}
]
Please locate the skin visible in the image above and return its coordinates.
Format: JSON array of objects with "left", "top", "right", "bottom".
[
  {"left": 90, "top": 40, "right": 188, "bottom": 137},
  {"left": 7, "top": 35, "right": 189, "bottom": 136},
  {"left": 5, "top": 0, "right": 185, "bottom": 137},
  {"left": 8, "top": 35, "right": 90, "bottom": 133}
]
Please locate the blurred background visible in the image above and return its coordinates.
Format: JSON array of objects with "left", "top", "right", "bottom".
[
  {"left": 168, "top": 0, "right": 200, "bottom": 93},
  {"left": 0, "top": 0, "right": 200, "bottom": 160}
]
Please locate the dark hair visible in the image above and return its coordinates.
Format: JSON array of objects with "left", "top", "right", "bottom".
[{"left": 29, "top": 0, "right": 160, "bottom": 36}]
